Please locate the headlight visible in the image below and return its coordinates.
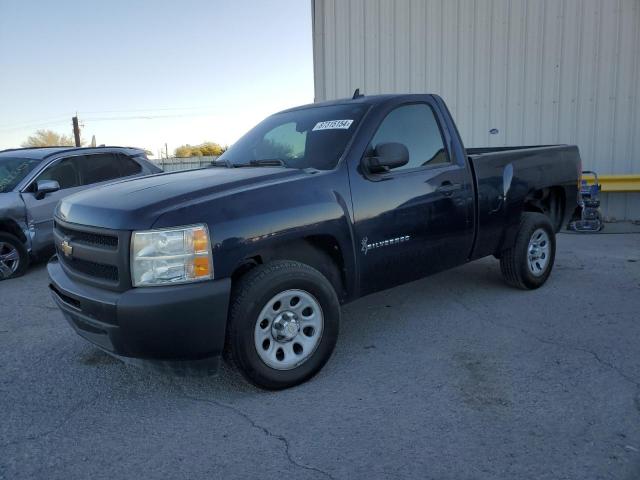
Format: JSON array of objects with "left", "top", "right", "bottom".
[{"left": 131, "top": 224, "right": 213, "bottom": 287}]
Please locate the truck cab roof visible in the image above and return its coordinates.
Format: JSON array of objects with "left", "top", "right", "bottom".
[{"left": 278, "top": 93, "right": 433, "bottom": 114}]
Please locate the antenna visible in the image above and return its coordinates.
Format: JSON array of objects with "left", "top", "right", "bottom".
[{"left": 352, "top": 88, "right": 364, "bottom": 99}]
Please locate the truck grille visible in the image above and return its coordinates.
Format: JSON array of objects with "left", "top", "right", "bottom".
[
  {"left": 63, "top": 257, "right": 119, "bottom": 282},
  {"left": 53, "top": 219, "right": 130, "bottom": 291},
  {"left": 55, "top": 222, "right": 118, "bottom": 249}
]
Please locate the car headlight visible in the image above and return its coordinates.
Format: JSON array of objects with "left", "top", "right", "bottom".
[{"left": 131, "top": 224, "right": 213, "bottom": 287}]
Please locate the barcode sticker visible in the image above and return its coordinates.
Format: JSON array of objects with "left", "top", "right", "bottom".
[{"left": 312, "top": 119, "right": 354, "bottom": 131}]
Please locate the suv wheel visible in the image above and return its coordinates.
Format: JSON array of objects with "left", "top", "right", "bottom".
[
  {"left": 0, "top": 232, "right": 29, "bottom": 280},
  {"left": 227, "top": 260, "right": 340, "bottom": 390},
  {"left": 500, "top": 212, "right": 556, "bottom": 289}
]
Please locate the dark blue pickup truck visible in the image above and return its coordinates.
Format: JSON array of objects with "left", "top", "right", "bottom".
[{"left": 48, "top": 94, "right": 580, "bottom": 389}]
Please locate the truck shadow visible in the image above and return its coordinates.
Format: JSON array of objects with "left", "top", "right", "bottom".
[{"left": 82, "top": 258, "right": 508, "bottom": 396}]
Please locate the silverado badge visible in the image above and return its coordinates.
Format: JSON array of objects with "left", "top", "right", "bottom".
[
  {"left": 361, "top": 235, "right": 410, "bottom": 255},
  {"left": 60, "top": 239, "right": 73, "bottom": 257}
]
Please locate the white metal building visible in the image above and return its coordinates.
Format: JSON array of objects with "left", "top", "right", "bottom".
[{"left": 312, "top": 0, "right": 640, "bottom": 220}]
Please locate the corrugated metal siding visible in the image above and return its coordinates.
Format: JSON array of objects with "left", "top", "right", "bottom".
[{"left": 312, "top": 0, "right": 640, "bottom": 220}]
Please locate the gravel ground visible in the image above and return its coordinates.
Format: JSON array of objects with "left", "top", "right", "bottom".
[{"left": 1, "top": 232, "right": 639, "bottom": 480}]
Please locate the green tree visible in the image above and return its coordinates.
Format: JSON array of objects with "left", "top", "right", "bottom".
[
  {"left": 174, "top": 142, "right": 226, "bottom": 157},
  {"left": 199, "top": 142, "right": 225, "bottom": 156},
  {"left": 21, "top": 129, "right": 77, "bottom": 147},
  {"left": 174, "top": 145, "right": 194, "bottom": 157}
]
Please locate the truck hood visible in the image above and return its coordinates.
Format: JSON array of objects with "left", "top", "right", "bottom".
[{"left": 56, "top": 167, "right": 304, "bottom": 230}]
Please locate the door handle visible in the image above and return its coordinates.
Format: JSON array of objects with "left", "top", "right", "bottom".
[
  {"left": 436, "top": 182, "right": 462, "bottom": 196},
  {"left": 490, "top": 194, "right": 506, "bottom": 214}
]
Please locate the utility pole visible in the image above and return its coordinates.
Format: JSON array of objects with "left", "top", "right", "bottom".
[
  {"left": 72, "top": 115, "right": 81, "bottom": 147},
  {"left": 165, "top": 143, "right": 169, "bottom": 160}
]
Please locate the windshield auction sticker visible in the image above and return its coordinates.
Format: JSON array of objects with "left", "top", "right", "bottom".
[{"left": 312, "top": 119, "right": 354, "bottom": 131}]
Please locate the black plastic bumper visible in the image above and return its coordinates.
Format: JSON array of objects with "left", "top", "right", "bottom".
[{"left": 48, "top": 256, "right": 231, "bottom": 373}]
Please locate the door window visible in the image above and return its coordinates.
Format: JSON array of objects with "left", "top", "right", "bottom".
[
  {"left": 80, "top": 154, "right": 123, "bottom": 185},
  {"left": 80, "top": 153, "right": 142, "bottom": 185},
  {"left": 37, "top": 158, "right": 80, "bottom": 190},
  {"left": 370, "top": 104, "right": 449, "bottom": 171},
  {"left": 117, "top": 154, "right": 143, "bottom": 177}
]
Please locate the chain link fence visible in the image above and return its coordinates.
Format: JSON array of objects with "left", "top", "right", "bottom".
[{"left": 153, "top": 156, "right": 219, "bottom": 172}]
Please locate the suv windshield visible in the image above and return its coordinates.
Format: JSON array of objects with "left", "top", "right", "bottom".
[
  {"left": 218, "top": 104, "right": 368, "bottom": 170},
  {"left": 0, "top": 157, "right": 41, "bottom": 193}
]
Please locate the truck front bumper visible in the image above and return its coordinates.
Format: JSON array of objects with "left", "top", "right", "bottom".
[{"left": 47, "top": 256, "right": 231, "bottom": 374}]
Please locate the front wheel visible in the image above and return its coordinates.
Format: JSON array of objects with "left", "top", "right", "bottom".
[
  {"left": 0, "top": 232, "right": 29, "bottom": 281},
  {"left": 500, "top": 212, "right": 556, "bottom": 289},
  {"left": 226, "top": 260, "right": 340, "bottom": 390}
]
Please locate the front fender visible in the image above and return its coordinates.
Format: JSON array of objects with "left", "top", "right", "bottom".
[
  {"left": 0, "top": 193, "right": 30, "bottom": 252},
  {"left": 151, "top": 169, "right": 357, "bottom": 297}
]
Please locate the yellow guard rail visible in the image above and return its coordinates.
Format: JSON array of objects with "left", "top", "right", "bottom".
[{"left": 584, "top": 174, "right": 640, "bottom": 192}]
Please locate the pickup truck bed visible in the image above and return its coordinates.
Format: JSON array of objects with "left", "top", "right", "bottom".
[{"left": 468, "top": 144, "right": 580, "bottom": 260}]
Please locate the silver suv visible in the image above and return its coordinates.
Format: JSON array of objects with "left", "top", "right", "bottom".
[{"left": 0, "top": 146, "right": 161, "bottom": 280}]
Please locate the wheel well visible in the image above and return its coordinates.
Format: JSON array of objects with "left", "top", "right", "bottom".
[
  {"left": 0, "top": 219, "right": 27, "bottom": 244},
  {"left": 231, "top": 235, "right": 347, "bottom": 301},
  {"left": 523, "top": 187, "right": 566, "bottom": 232}
]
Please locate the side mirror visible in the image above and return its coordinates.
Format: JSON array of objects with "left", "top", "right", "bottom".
[
  {"left": 35, "top": 180, "right": 60, "bottom": 200},
  {"left": 364, "top": 142, "right": 409, "bottom": 173}
]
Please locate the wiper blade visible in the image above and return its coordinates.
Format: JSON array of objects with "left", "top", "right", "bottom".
[
  {"left": 248, "top": 159, "right": 286, "bottom": 167},
  {"left": 210, "top": 158, "right": 235, "bottom": 168}
]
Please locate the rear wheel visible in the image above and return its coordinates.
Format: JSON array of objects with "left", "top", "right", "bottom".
[
  {"left": 500, "top": 212, "right": 556, "bottom": 289},
  {"left": 226, "top": 260, "right": 340, "bottom": 390},
  {"left": 0, "top": 232, "right": 29, "bottom": 281}
]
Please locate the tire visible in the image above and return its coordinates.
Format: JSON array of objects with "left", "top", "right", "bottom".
[
  {"left": 500, "top": 212, "right": 556, "bottom": 290},
  {"left": 0, "top": 232, "right": 29, "bottom": 281},
  {"left": 226, "top": 260, "right": 340, "bottom": 390}
]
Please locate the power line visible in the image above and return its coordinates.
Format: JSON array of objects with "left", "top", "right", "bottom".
[
  {"left": 0, "top": 105, "right": 221, "bottom": 128},
  {"left": 0, "top": 106, "right": 221, "bottom": 132},
  {"left": 0, "top": 110, "right": 222, "bottom": 133},
  {"left": 83, "top": 111, "right": 221, "bottom": 122},
  {"left": 0, "top": 118, "right": 71, "bottom": 133},
  {"left": 79, "top": 105, "right": 223, "bottom": 115},
  {"left": 0, "top": 115, "right": 72, "bottom": 131}
]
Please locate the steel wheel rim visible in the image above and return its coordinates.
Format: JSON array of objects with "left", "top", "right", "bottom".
[
  {"left": 527, "top": 228, "right": 550, "bottom": 277},
  {"left": 0, "top": 242, "right": 20, "bottom": 279},
  {"left": 254, "top": 289, "right": 324, "bottom": 370}
]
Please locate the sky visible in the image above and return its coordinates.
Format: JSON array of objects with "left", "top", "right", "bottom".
[{"left": 0, "top": 0, "right": 314, "bottom": 157}]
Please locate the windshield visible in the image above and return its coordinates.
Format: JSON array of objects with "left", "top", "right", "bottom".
[
  {"left": 218, "top": 104, "right": 368, "bottom": 170},
  {"left": 0, "top": 157, "right": 41, "bottom": 193}
]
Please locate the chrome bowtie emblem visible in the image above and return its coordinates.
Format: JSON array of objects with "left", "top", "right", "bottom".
[{"left": 60, "top": 239, "right": 73, "bottom": 257}]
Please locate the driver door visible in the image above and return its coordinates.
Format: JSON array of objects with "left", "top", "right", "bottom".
[{"left": 349, "top": 100, "right": 474, "bottom": 295}]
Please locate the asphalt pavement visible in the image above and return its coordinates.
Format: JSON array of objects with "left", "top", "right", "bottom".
[{"left": 1, "top": 232, "right": 639, "bottom": 480}]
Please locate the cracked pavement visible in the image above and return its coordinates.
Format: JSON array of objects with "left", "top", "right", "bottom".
[{"left": 1, "top": 233, "right": 639, "bottom": 479}]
